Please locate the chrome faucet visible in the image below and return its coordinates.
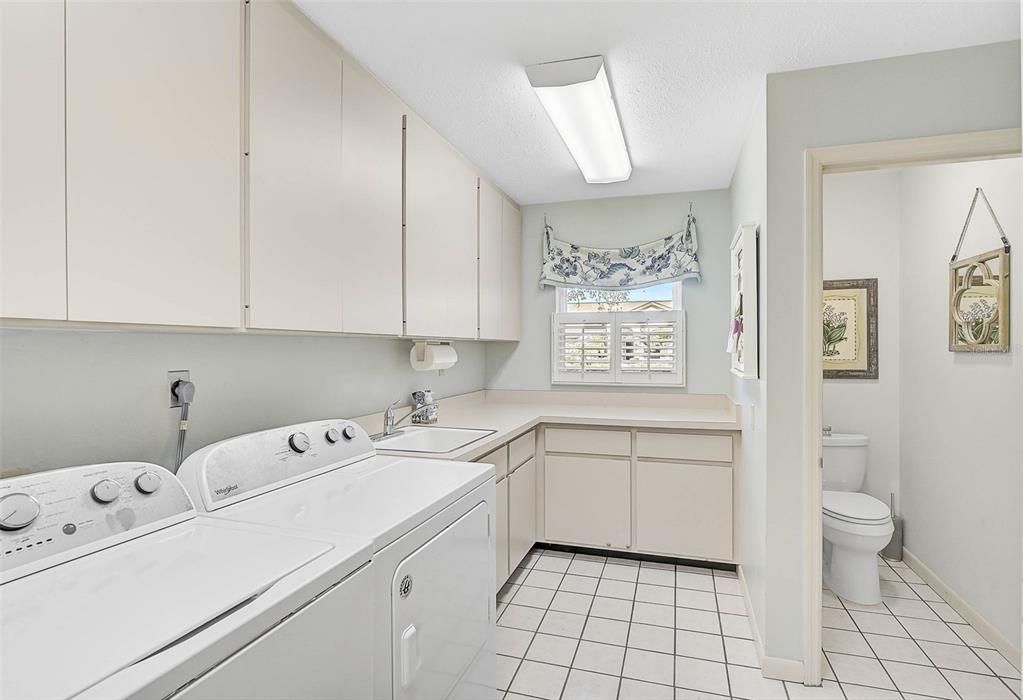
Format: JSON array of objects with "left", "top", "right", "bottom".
[{"left": 377, "top": 398, "right": 439, "bottom": 439}]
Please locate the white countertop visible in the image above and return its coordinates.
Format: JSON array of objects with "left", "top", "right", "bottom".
[{"left": 353, "top": 390, "right": 740, "bottom": 463}]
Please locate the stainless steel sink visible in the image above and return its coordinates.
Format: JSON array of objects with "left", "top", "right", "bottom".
[{"left": 371, "top": 426, "right": 496, "bottom": 453}]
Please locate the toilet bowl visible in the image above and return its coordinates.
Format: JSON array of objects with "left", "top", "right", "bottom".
[{"left": 822, "top": 490, "right": 894, "bottom": 604}]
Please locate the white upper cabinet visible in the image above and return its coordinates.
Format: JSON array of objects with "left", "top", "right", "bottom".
[
  {"left": 65, "top": 0, "right": 243, "bottom": 327},
  {"left": 248, "top": 1, "right": 344, "bottom": 332},
  {"left": 478, "top": 180, "right": 503, "bottom": 339},
  {"left": 404, "top": 113, "right": 479, "bottom": 339},
  {"left": 340, "top": 61, "right": 404, "bottom": 336},
  {"left": 478, "top": 180, "right": 522, "bottom": 341},
  {"left": 0, "top": 1, "right": 67, "bottom": 320},
  {"left": 500, "top": 196, "right": 523, "bottom": 340}
]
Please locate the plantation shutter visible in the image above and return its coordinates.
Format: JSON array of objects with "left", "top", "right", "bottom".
[
  {"left": 552, "top": 315, "right": 613, "bottom": 383},
  {"left": 552, "top": 311, "right": 685, "bottom": 386}
]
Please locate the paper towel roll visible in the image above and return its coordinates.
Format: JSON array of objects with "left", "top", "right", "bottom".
[{"left": 410, "top": 342, "right": 458, "bottom": 371}]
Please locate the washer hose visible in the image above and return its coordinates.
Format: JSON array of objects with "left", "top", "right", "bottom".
[{"left": 171, "top": 380, "right": 196, "bottom": 472}]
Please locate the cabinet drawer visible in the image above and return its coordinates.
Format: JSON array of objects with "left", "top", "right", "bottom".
[
  {"left": 637, "top": 432, "right": 733, "bottom": 463},
  {"left": 635, "top": 461, "right": 733, "bottom": 561},
  {"left": 545, "top": 428, "right": 630, "bottom": 457},
  {"left": 477, "top": 445, "right": 509, "bottom": 481},
  {"left": 508, "top": 430, "right": 535, "bottom": 471}
]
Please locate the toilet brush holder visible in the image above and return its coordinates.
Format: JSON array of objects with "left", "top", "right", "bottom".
[{"left": 882, "top": 494, "right": 903, "bottom": 562}]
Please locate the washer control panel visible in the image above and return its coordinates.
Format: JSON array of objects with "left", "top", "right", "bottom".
[
  {"left": 0, "top": 463, "right": 193, "bottom": 583},
  {"left": 183, "top": 420, "right": 374, "bottom": 511}
]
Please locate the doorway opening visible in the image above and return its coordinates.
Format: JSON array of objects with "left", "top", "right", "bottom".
[{"left": 803, "top": 129, "right": 1021, "bottom": 689}]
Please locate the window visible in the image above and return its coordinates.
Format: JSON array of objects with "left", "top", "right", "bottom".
[{"left": 552, "top": 282, "right": 685, "bottom": 386}]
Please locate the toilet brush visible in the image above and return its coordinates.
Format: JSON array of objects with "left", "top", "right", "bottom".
[{"left": 882, "top": 493, "right": 904, "bottom": 562}]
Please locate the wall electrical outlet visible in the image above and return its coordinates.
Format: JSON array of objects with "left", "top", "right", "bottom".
[{"left": 168, "top": 370, "right": 191, "bottom": 408}]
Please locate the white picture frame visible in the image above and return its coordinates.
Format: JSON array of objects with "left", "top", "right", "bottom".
[{"left": 728, "top": 223, "right": 759, "bottom": 379}]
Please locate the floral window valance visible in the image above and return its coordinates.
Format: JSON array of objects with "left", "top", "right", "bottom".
[{"left": 540, "top": 212, "right": 702, "bottom": 290}]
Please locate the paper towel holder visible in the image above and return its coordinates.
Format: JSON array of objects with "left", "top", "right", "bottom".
[{"left": 410, "top": 340, "right": 458, "bottom": 372}]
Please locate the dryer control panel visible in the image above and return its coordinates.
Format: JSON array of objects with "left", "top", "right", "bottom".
[
  {"left": 0, "top": 462, "right": 193, "bottom": 583},
  {"left": 178, "top": 420, "right": 376, "bottom": 512}
]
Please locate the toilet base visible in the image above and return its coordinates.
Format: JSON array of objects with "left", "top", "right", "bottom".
[{"left": 825, "top": 545, "right": 882, "bottom": 605}]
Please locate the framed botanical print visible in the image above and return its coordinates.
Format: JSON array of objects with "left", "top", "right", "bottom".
[
  {"left": 823, "top": 278, "right": 878, "bottom": 379},
  {"left": 949, "top": 248, "right": 1010, "bottom": 353}
]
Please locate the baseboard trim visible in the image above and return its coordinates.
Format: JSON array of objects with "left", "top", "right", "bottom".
[
  {"left": 737, "top": 565, "right": 805, "bottom": 684},
  {"left": 762, "top": 656, "right": 806, "bottom": 684},
  {"left": 902, "top": 548, "right": 1021, "bottom": 670}
]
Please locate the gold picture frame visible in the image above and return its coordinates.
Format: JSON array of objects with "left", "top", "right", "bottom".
[
  {"left": 949, "top": 247, "right": 1010, "bottom": 352},
  {"left": 823, "top": 278, "right": 878, "bottom": 379}
]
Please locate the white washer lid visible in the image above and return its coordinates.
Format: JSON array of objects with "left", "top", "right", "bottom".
[
  {"left": 218, "top": 455, "right": 493, "bottom": 549},
  {"left": 0, "top": 519, "right": 335, "bottom": 700},
  {"left": 823, "top": 491, "right": 891, "bottom": 523}
]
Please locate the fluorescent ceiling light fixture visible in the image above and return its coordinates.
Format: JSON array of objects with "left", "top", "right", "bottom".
[{"left": 526, "top": 55, "right": 632, "bottom": 184}]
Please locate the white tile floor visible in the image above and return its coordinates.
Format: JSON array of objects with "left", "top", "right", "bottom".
[
  {"left": 497, "top": 547, "right": 785, "bottom": 700},
  {"left": 822, "top": 557, "right": 1021, "bottom": 700},
  {"left": 495, "top": 548, "right": 1021, "bottom": 700}
]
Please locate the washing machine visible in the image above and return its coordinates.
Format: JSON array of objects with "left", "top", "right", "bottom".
[
  {"left": 177, "top": 419, "right": 496, "bottom": 700},
  {"left": 0, "top": 461, "right": 374, "bottom": 700}
]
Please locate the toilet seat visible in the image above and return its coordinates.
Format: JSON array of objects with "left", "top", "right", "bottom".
[{"left": 823, "top": 491, "right": 891, "bottom": 526}]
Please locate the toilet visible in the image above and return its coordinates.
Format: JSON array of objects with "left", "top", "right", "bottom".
[{"left": 821, "top": 433, "right": 894, "bottom": 604}]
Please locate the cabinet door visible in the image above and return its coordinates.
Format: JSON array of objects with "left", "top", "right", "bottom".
[
  {"left": 501, "top": 197, "right": 522, "bottom": 340},
  {"left": 0, "top": 0, "right": 66, "bottom": 320},
  {"left": 495, "top": 477, "right": 509, "bottom": 590},
  {"left": 477, "top": 179, "right": 503, "bottom": 340},
  {"left": 65, "top": 1, "right": 242, "bottom": 327},
  {"left": 508, "top": 457, "right": 536, "bottom": 570},
  {"left": 635, "top": 461, "right": 733, "bottom": 561},
  {"left": 340, "top": 61, "right": 404, "bottom": 336},
  {"left": 248, "top": 1, "right": 343, "bottom": 332},
  {"left": 545, "top": 455, "right": 630, "bottom": 549},
  {"left": 404, "top": 114, "right": 478, "bottom": 339}
]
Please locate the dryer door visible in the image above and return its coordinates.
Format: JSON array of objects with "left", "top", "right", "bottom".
[{"left": 392, "top": 501, "right": 493, "bottom": 700}]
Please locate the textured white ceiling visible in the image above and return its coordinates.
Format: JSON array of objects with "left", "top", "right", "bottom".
[{"left": 296, "top": 1, "right": 1020, "bottom": 205}]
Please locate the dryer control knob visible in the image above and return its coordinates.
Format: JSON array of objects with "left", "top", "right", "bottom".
[
  {"left": 134, "top": 471, "right": 162, "bottom": 494},
  {"left": 325, "top": 428, "right": 341, "bottom": 444},
  {"left": 0, "top": 493, "right": 41, "bottom": 531},
  {"left": 288, "top": 432, "right": 311, "bottom": 453},
  {"left": 342, "top": 425, "right": 357, "bottom": 441},
  {"left": 91, "top": 479, "right": 121, "bottom": 504}
]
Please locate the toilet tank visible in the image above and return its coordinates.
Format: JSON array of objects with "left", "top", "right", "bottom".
[{"left": 822, "top": 433, "right": 869, "bottom": 491}]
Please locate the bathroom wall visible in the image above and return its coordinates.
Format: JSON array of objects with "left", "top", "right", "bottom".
[
  {"left": 898, "top": 157, "right": 1021, "bottom": 647},
  {"left": 823, "top": 170, "right": 902, "bottom": 507},
  {"left": 728, "top": 80, "right": 769, "bottom": 652},
  {"left": 762, "top": 40, "right": 1021, "bottom": 665},
  {"left": 0, "top": 329, "right": 486, "bottom": 475},
  {"left": 485, "top": 188, "right": 733, "bottom": 395}
]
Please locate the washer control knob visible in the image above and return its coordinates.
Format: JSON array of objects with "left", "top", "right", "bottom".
[
  {"left": 342, "top": 425, "right": 357, "bottom": 441},
  {"left": 0, "top": 493, "right": 41, "bottom": 531},
  {"left": 91, "top": 479, "right": 121, "bottom": 504},
  {"left": 134, "top": 471, "right": 162, "bottom": 494},
  {"left": 288, "top": 432, "right": 311, "bottom": 453},
  {"left": 325, "top": 427, "right": 341, "bottom": 444}
]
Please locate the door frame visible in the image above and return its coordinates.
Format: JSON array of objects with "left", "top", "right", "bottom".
[{"left": 801, "top": 127, "right": 1021, "bottom": 686}]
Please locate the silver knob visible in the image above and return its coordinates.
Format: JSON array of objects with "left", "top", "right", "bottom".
[
  {"left": 325, "top": 428, "right": 341, "bottom": 444},
  {"left": 91, "top": 479, "right": 121, "bottom": 504},
  {"left": 288, "top": 432, "right": 311, "bottom": 453},
  {"left": 135, "top": 471, "right": 162, "bottom": 494},
  {"left": 0, "top": 493, "right": 41, "bottom": 531},
  {"left": 342, "top": 425, "right": 357, "bottom": 441}
]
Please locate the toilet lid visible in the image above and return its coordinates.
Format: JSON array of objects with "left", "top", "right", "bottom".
[{"left": 823, "top": 491, "right": 891, "bottom": 524}]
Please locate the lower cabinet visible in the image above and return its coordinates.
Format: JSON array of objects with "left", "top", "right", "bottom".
[
  {"left": 508, "top": 457, "right": 536, "bottom": 570},
  {"left": 545, "top": 455, "right": 630, "bottom": 549},
  {"left": 635, "top": 461, "right": 733, "bottom": 561},
  {"left": 495, "top": 477, "right": 509, "bottom": 590}
]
